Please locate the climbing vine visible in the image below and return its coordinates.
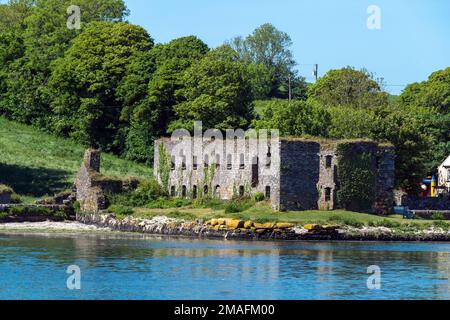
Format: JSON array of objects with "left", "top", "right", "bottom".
[
  {"left": 157, "top": 143, "right": 171, "bottom": 193},
  {"left": 336, "top": 142, "right": 377, "bottom": 212}
]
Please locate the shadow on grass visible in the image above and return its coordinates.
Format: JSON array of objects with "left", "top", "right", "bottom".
[{"left": 0, "top": 163, "right": 72, "bottom": 197}]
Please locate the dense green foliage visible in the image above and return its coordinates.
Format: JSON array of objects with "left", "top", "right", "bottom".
[
  {"left": 46, "top": 21, "right": 153, "bottom": 152},
  {"left": 336, "top": 143, "right": 377, "bottom": 212},
  {"left": 170, "top": 46, "right": 255, "bottom": 131},
  {"left": 253, "top": 99, "right": 331, "bottom": 137},
  {"left": 228, "top": 23, "right": 307, "bottom": 99},
  {"left": 308, "top": 67, "right": 389, "bottom": 109}
]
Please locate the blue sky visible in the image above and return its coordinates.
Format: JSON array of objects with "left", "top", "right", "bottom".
[{"left": 125, "top": 0, "right": 450, "bottom": 95}]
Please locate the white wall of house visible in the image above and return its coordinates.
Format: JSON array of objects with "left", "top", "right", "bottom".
[{"left": 438, "top": 155, "right": 450, "bottom": 194}]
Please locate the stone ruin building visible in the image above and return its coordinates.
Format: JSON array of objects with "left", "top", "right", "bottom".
[
  {"left": 75, "top": 149, "right": 137, "bottom": 213},
  {"left": 154, "top": 137, "right": 395, "bottom": 214}
]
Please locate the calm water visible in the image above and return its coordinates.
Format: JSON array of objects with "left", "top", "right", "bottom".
[{"left": 0, "top": 232, "right": 450, "bottom": 300}]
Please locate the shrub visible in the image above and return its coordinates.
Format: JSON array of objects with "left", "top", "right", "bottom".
[
  {"left": 368, "top": 219, "right": 401, "bottom": 228},
  {"left": 432, "top": 220, "right": 450, "bottom": 229},
  {"left": 107, "top": 178, "right": 167, "bottom": 207},
  {"left": 224, "top": 200, "right": 254, "bottom": 214},
  {"left": 10, "top": 193, "right": 22, "bottom": 204},
  {"left": 254, "top": 192, "right": 265, "bottom": 202},
  {"left": 0, "top": 184, "right": 13, "bottom": 193},
  {"left": 73, "top": 201, "right": 81, "bottom": 214},
  {"left": 133, "top": 179, "right": 166, "bottom": 202},
  {"left": 146, "top": 198, "right": 192, "bottom": 209},
  {"left": 431, "top": 212, "right": 445, "bottom": 221}
]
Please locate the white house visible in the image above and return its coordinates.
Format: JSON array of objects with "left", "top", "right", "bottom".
[{"left": 438, "top": 155, "right": 450, "bottom": 194}]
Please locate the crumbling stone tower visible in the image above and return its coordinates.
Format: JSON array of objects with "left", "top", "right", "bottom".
[{"left": 75, "top": 149, "right": 123, "bottom": 213}]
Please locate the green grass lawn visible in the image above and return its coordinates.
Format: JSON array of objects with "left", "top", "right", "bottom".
[{"left": 0, "top": 117, "right": 152, "bottom": 201}]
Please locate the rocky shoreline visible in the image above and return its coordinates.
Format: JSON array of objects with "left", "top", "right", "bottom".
[{"left": 76, "top": 213, "right": 450, "bottom": 242}]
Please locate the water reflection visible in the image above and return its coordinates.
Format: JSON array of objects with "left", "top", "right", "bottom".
[{"left": 0, "top": 233, "right": 450, "bottom": 299}]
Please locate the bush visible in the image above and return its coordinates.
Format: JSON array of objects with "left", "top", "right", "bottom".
[
  {"left": 254, "top": 192, "right": 265, "bottom": 202},
  {"left": 73, "top": 201, "right": 81, "bottom": 214},
  {"left": 108, "top": 205, "right": 134, "bottom": 216},
  {"left": 431, "top": 212, "right": 445, "bottom": 221},
  {"left": 6, "top": 206, "right": 67, "bottom": 219},
  {"left": 107, "top": 178, "right": 167, "bottom": 207},
  {"left": 145, "top": 198, "right": 192, "bottom": 209},
  {"left": 224, "top": 199, "right": 254, "bottom": 214},
  {"left": 432, "top": 221, "right": 450, "bottom": 229},
  {"left": 0, "top": 184, "right": 13, "bottom": 193},
  {"left": 10, "top": 193, "right": 22, "bottom": 204},
  {"left": 368, "top": 219, "right": 401, "bottom": 228},
  {"left": 133, "top": 179, "right": 166, "bottom": 202}
]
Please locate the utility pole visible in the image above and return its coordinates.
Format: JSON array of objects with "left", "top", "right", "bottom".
[{"left": 313, "top": 64, "right": 319, "bottom": 82}]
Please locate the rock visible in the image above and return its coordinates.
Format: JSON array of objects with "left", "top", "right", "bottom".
[
  {"left": 322, "top": 225, "right": 339, "bottom": 231},
  {"left": 225, "top": 219, "right": 244, "bottom": 229},
  {"left": 275, "top": 222, "right": 295, "bottom": 229},
  {"left": 304, "top": 224, "right": 321, "bottom": 231},
  {"left": 253, "top": 222, "right": 275, "bottom": 229},
  {"left": 244, "top": 221, "right": 254, "bottom": 229}
]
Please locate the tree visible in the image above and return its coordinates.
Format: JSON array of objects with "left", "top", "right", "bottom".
[
  {"left": 228, "top": 23, "right": 300, "bottom": 99},
  {"left": 170, "top": 46, "right": 255, "bottom": 131},
  {"left": 117, "top": 36, "right": 209, "bottom": 164},
  {"left": 398, "top": 67, "right": 450, "bottom": 173},
  {"left": 308, "top": 67, "right": 389, "bottom": 108},
  {"left": 0, "top": 0, "right": 128, "bottom": 127},
  {"left": 399, "top": 67, "right": 450, "bottom": 114},
  {"left": 327, "top": 104, "right": 430, "bottom": 193},
  {"left": 45, "top": 21, "right": 153, "bottom": 152},
  {"left": 0, "top": 0, "right": 34, "bottom": 116},
  {"left": 252, "top": 100, "right": 331, "bottom": 137}
]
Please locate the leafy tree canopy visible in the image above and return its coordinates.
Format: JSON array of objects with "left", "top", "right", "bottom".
[
  {"left": 228, "top": 23, "right": 306, "bottom": 99},
  {"left": 399, "top": 67, "right": 450, "bottom": 114},
  {"left": 45, "top": 21, "right": 153, "bottom": 152},
  {"left": 252, "top": 99, "right": 331, "bottom": 137},
  {"left": 308, "top": 67, "right": 389, "bottom": 108},
  {"left": 170, "top": 45, "right": 255, "bottom": 131}
]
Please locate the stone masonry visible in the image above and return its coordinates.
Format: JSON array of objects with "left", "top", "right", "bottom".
[
  {"left": 75, "top": 149, "right": 125, "bottom": 213},
  {"left": 0, "top": 190, "right": 12, "bottom": 205},
  {"left": 154, "top": 137, "right": 395, "bottom": 213}
]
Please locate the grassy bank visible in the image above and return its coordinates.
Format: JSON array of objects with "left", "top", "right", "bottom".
[
  {"left": 108, "top": 200, "right": 448, "bottom": 230},
  {"left": 0, "top": 117, "right": 152, "bottom": 202}
]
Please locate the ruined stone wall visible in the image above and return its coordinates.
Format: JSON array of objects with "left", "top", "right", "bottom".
[
  {"left": 0, "top": 191, "right": 11, "bottom": 205},
  {"left": 373, "top": 146, "right": 396, "bottom": 214},
  {"left": 154, "top": 137, "right": 281, "bottom": 209},
  {"left": 75, "top": 149, "right": 124, "bottom": 213},
  {"left": 279, "top": 140, "right": 321, "bottom": 211},
  {"left": 155, "top": 138, "right": 395, "bottom": 213},
  {"left": 317, "top": 145, "right": 338, "bottom": 211}
]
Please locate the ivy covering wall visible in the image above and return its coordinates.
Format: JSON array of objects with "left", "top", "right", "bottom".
[
  {"left": 336, "top": 142, "right": 377, "bottom": 212},
  {"left": 157, "top": 143, "right": 171, "bottom": 193}
]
